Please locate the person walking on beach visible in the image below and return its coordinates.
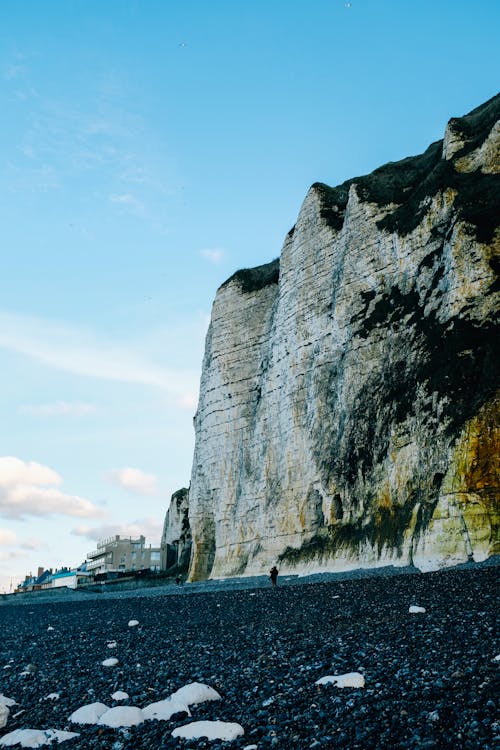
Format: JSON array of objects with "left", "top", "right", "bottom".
[{"left": 269, "top": 566, "right": 279, "bottom": 587}]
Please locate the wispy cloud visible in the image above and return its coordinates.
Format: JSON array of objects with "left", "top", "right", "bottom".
[
  {"left": 109, "top": 192, "right": 145, "bottom": 216},
  {"left": 110, "top": 193, "right": 137, "bottom": 205},
  {"left": 3, "top": 63, "right": 26, "bottom": 80},
  {"left": 104, "top": 467, "right": 158, "bottom": 496},
  {"left": 0, "top": 310, "right": 199, "bottom": 403},
  {"left": 199, "top": 248, "right": 226, "bottom": 264},
  {"left": 0, "top": 528, "right": 41, "bottom": 550},
  {"left": 72, "top": 516, "right": 163, "bottom": 546},
  {"left": 0, "top": 456, "right": 104, "bottom": 521},
  {"left": 19, "top": 401, "right": 97, "bottom": 417}
]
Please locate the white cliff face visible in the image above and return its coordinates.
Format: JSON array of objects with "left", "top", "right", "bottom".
[{"left": 187, "top": 94, "right": 500, "bottom": 580}]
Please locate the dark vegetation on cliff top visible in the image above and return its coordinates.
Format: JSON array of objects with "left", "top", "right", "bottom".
[
  {"left": 220, "top": 94, "right": 498, "bottom": 295},
  {"left": 312, "top": 92, "right": 500, "bottom": 243},
  {"left": 220, "top": 258, "right": 280, "bottom": 294}
]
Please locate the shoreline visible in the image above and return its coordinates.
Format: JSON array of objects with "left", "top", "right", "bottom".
[{"left": 2, "top": 554, "right": 498, "bottom": 607}]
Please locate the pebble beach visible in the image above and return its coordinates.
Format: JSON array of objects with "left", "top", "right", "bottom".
[{"left": 0, "top": 563, "right": 498, "bottom": 749}]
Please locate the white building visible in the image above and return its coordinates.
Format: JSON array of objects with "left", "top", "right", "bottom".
[{"left": 50, "top": 570, "right": 92, "bottom": 589}]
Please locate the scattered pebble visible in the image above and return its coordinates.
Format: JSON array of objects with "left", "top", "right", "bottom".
[
  {"left": 111, "top": 691, "right": 129, "bottom": 701},
  {"left": 101, "top": 658, "right": 119, "bottom": 667},
  {"left": 409, "top": 605, "right": 426, "bottom": 613}
]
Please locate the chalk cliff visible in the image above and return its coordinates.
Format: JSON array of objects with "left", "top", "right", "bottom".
[
  {"left": 160, "top": 488, "right": 191, "bottom": 574},
  {"left": 186, "top": 94, "right": 500, "bottom": 579}
]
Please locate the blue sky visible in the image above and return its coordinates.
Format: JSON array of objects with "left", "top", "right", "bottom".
[{"left": 0, "top": 0, "right": 499, "bottom": 590}]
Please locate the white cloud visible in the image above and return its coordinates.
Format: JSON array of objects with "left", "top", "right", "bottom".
[
  {"left": 72, "top": 516, "right": 163, "bottom": 546},
  {"left": 0, "top": 456, "right": 104, "bottom": 520},
  {"left": 0, "top": 310, "right": 199, "bottom": 401},
  {"left": 200, "top": 248, "right": 225, "bottom": 264},
  {"left": 0, "top": 528, "right": 18, "bottom": 546},
  {"left": 19, "top": 401, "right": 97, "bottom": 417},
  {"left": 105, "top": 467, "right": 158, "bottom": 496}
]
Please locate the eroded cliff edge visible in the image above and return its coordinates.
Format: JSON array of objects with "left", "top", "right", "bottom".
[{"left": 187, "top": 94, "right": 500, "bottom": 579}]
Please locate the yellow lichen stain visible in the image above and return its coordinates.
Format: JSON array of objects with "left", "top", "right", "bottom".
[
  {"left": 299, "top": 507, "right": 306, "bottom": 529},
  {"left": 441, "top": 394, "right": 500, "bottom": 555},
  {"left": 443, "top": 187, "right": 458, "bottom": 208},
  {"left": 376, "top": 486, "right": 393, "bottom": 511}
]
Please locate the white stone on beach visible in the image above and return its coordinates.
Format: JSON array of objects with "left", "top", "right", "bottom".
[
  {"left": 170, "top": 682, "right": 221, "bottom": 706},
  {"left": 101, "top": 657, "right": 118, "bottom": 667},
  {"left": 69, "top": 702, "right": 109, "bottom": 724},
  {"left": 172, "top": 721, "right": 244, "bottom": 741},
  {"left": 0, "top": 705, "right": 9, "bottom": 729},
  {"left": 315, "top": 672, "right": 365, "bottom": 688},
  {"left": 0, "top": 729, "right": 79, "bottom": 747},
  {"left": 143, "top": 698, "right": 189, "bottom": 721},
  {"left": 111, "top": 691, "right": 129, "bottom": 701},
  {"left": 0, "top": 696, "right": 16, "bottom": 707},
  {"left": 97, "top": 706, "right": 144, "bottom": 728}
]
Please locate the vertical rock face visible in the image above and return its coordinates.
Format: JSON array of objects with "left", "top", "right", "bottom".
[
  {"left": 188, "top": 94, "right": 500, "bottom": 579},
  {"left": 161, "top": 488, "right": 191, "bottom": 573}
]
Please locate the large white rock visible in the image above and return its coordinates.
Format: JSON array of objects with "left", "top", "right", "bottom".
[
  {"left": 0, "top": 704, "right": 9, "bottom": 729},
  {"left": 97, "top": 706, "right": 144, "bottom": 728},
  {"left": 315, "top": 672, "right": 365, "bottom": 688},
  {"left": 0, "top": 696, "right": 16, "bottom": 708},
  {"left": 69, "top": 702, "right": 109, "bottom": 724},
  {"left": 172, "top": 721, "right": 244, "bottom": 741},
  {"left": 142, "top": 698, "right": 189, "bottom": 721},
  {"left": 170, "top": 682, "right": 221, "bottom": 706},
  {"left": 0, "top": 729, "right": 79, "bottom": 747}
]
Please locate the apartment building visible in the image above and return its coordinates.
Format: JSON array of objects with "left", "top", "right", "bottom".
[{"left": 86, "top": 535, "right": 162, "bottom": 575}]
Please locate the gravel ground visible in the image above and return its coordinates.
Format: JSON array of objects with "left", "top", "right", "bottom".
[{"left": 0, "top": 565, "right": 498, "bottom": 749}]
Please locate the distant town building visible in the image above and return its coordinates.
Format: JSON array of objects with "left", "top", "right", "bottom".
[
  {"left": 86, "top": 535, "right": 162, "bottom": 575},
  {"left": 50, "top": 569, "right": 92, "bottom": 589},
  {"left": 15, "top": 564, "right": 91, "bottom": 593},
  {"left": 15, "top": 568, "right": 52, "bottom": 593}
]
